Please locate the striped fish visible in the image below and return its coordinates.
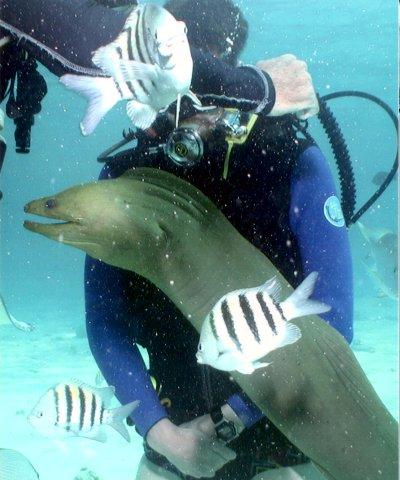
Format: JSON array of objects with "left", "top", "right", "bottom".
[
  {"left": 28, "top": 382, "right": 138, "bottom": 442},
  {"left": 61, "top": 4, "right": 197, "bottom": 135},
  {"left": 196, "top": 272, "right": 331, "bottom": 374}
]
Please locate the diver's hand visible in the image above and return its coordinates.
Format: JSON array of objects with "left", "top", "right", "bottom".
[
  {"left": 146, "top": 418, "right": 236, "bottom": 478},
  {"left": 257, "top": 54, "right": 319, "bottom": 119}
]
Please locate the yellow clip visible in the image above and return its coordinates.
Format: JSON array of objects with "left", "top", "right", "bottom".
[{"left": 222, "top": 113, "right": 259, "bottom": 179}]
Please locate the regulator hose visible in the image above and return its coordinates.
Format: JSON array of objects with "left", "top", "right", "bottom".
[
  {"left": 317, "top": 94, "right": 356, "bottom": 226},
  {"left": 319, "top": 90, "right": 398, "bottom": 226}
]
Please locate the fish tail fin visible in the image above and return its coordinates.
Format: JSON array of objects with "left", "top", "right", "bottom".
[
  {"left": 60, "top": 74, "right": 119, "bottom": 135},
  {"left": 107, "top": 400, "right": 139, "bottom": 442},
  {"left": 280, "top": 272, "right": 331, "bottom": 320}
]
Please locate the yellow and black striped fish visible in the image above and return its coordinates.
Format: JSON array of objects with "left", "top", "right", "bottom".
[
  {"left": 61, "top": 4, "right": 197, "bottom": 135},
  {"left": 196, "top": 272, "right": 331, "bottom": 374},
  {"left": 28, "top": 382, "right": 138, "bottom": 442}
]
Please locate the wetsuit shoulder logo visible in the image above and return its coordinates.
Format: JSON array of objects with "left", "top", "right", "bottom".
[{"left": 324, "top": 195, "right": 345, "bottom": 227}]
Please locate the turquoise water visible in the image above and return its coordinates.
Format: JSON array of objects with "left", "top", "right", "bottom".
[{"left": 0, "top": 1, "right": 398, "bottom": 479}]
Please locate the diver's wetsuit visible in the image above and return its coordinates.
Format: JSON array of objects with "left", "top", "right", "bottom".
[
  {"left": 1, "top": 1, "right": 353, "bottom": 478},
  {"left": 85, "top": 127, "right": 353, "bottom": 479}
]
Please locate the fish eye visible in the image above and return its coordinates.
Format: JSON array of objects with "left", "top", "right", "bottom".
[
  {"left": 45, "top": 198, "right": 57, "bottom": 209},
  {"left": 183, "top": 25, "right": 188, "bottom": 35},
  {"left": 198, "top": 343, "right": 202, "bottom": 352},
  {"left": 36, "top": 411, "right": 43, "bottom": 418}
]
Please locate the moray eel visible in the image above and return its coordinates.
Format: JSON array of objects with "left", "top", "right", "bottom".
[{"left": 24, "top": 168, "right": 398, "bottom": 480}]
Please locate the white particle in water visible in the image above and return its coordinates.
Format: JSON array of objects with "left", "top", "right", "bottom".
[{"left": 169, "top": 280, "right": 174, "bottom": 286}]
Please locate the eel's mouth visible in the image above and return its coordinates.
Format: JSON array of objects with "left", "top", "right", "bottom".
[{"left": 23, "top": 198, "right": 82, "bottom": 240}]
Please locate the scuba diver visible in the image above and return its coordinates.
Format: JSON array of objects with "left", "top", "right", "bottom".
[
  {"left": 84, "top": 2, "right": 353, "bottom": 479},
  {"left": 83, "top": 3, "right": 353, "bottom": 479},
  {"left": 5, "top": 0, "right": 397, "bottom": 478}
]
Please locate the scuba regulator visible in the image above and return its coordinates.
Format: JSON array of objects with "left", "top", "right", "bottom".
[{"left": 164, "top": 108, "right": 258, "bottom": 178}]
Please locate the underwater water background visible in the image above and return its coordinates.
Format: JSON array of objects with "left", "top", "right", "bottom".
[{"left": 0, "top": 1, "right": 398, "bottom": 479}]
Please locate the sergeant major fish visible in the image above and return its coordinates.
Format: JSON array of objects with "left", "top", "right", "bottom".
[
  {"left": 60, "top": 3, "right": 197, "bottom": 135},
  {"left": 28, "top": 382, "right": 138, "bottom": 442},
  {"left": 196, "top": 272, "right": 331, "bottom": 374}
]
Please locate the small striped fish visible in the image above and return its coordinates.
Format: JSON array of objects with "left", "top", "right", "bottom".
[
  {"left": 28, "top": 382, "right": 138, "bottom": 442},
  {"left": 196, "top": 272, "right": 331, "bottom": 374},
  {"left": 61, "top": 3, "right": 196, "bottom": 135}
]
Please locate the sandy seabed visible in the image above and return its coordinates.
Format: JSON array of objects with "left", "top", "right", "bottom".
[{"left": 0, "top": 294, "right": 397, "bottom": 480}]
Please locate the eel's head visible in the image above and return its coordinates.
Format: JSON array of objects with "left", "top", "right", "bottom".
[
  {"left": 23, "top": 179, "right": 166, "bottom": 269},
  {"left": 24, "top": 168, "right": 226, "bottom": 284}
]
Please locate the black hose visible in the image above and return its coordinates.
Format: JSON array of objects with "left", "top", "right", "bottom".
[
  {"left": 319, "top": 90, "right": 398, "bottom": 226},
  {"left": 317, "top": 94, "right": 356, "bottom": 226}
]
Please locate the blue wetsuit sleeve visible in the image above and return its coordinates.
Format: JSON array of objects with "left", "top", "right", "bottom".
[
  {"left": 85, "top": 255, "right": 168, "bottom": 438},
  {"left": 191, "top": 49, "right": 275, "bottom": 114},
  {"left": 289, "top": 145, "right": 354, "bottom": 343},
  {"left": 227, "top": 393, "right": 263, "bottom": 428}
]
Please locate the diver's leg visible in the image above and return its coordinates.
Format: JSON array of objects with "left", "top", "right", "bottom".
[
  {"left": 251, "top": 463, "right": 324, "bottom": 480},
  {"left": 135, "top": 454, "right": 182, "bottom": 480}
]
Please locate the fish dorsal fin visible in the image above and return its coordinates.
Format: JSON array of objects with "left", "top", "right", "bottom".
[
  {"left": 68, "top": 379, "right": 116, "bottom": 407},
  {"left": 92, "top": 386, "right": 116, "bottom": 407},
  {"left": 260, "top": 276, "right": 281, "bottom": 303}
]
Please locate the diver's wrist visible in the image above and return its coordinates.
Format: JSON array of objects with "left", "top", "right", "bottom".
[{"left": 146, "top": 417, "right": 178, "bottom": 455}]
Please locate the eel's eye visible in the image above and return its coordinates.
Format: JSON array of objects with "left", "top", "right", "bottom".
[{"left": 45, "top": 199, "right": 57, "bottom": 209}]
